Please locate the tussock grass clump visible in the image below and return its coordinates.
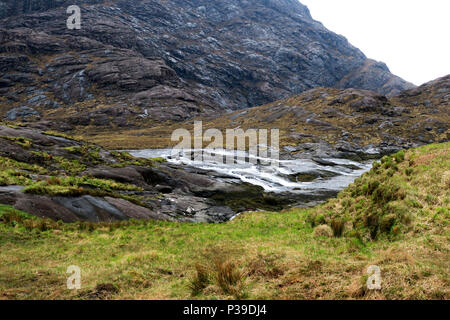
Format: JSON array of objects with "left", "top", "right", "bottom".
[
  {"left": 330, "top": 219, "right": 345, "bottom": 237},
  {"left": 313, "top": 224, "right": 333, "bottom": 237},
  {"left": 188, "top": 247, "right": 247, "bottom": 298},
  {"left": 215, "top": 259, "right": 245, "bottom": 297},
  {"left": 188, "top": 259, "right": 246, "bottom": 298},
  {"left": 189, "top": 264, "right": 210, "bottom": 296}
]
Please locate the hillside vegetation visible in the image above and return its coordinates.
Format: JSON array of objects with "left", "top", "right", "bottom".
[
  {"left": 0, "top": 143, "right": 448, "bottom": 300},
  {"left": 81, "top": 75, "right": 449, "bottom": 150}
]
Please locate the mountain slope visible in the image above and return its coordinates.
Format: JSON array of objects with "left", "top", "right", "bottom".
[{"left": 0, "top": 0, "right": 415, "bottom": 126}]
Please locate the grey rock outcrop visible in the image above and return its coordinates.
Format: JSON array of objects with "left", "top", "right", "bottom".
[{"left": 0, "top": 124, "right": 293, "bottom": 223}]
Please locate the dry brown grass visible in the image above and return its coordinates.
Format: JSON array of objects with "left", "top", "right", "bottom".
[{"left": 415, "top": 150, "right": 449, "bottom": 165}]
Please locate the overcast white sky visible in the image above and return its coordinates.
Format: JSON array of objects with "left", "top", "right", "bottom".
[{"left": 300, "top": 0, "right": 450, "bottom": 85}]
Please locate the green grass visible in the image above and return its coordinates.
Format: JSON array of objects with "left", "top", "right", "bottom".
[
  {"left": 0, "top": 170, "right": 33, "bottom": 186},
  {"left": 64, "top": 146, "right": 103, "bottom": 165},
  {"left": 29, "top": 151, "right": 87, "bottom": 175},
  {"left": 43, "top": 131, "right": 80, "bottom": 141},
  {"left": 0, "top": 156, "right": 47, "bottom": 174},
  {"left": 0, "top": 143, "right": 448, "bottom": 300},
  {"left": 23, "top": 176, "right": 143, "bottom": 197},
  {"left": 0, "top": 203, "right": 447, "bottom": 300},
  {"left": 0, "top": 136, "right": 33, "bottom": 149},
  {"left": 0, "top": 156, "right": 48, "bottom": 186},
  {"left": 0, "top": 121, "right": 24, "bottom": 129},
  {"left": 110, "top": 151, "right": 166, "bottom": 168}
]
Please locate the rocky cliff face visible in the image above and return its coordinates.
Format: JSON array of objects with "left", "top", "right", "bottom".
[
  {"left": 0, "top": 0, "right": 415, "bottom": 125},
  {"left": 0, "top": 0, "right": 104, "bottom": 18}
]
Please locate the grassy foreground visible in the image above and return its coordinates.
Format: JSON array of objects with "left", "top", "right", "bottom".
[{"left": 0, "top": 143, "right": 448, "bottom": 300}]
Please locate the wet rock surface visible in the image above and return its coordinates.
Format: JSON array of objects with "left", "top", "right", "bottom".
[{"left": 0, "top": 125, "right": 301, "bottom": 223}]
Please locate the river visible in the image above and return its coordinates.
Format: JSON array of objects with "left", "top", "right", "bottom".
[{"left": 128, "top": 149, "right": 373, "bottom": 201}]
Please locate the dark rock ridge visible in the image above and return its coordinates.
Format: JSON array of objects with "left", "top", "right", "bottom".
[{"left": 0, "top": 0, "right": 415, "bottom": 125}]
